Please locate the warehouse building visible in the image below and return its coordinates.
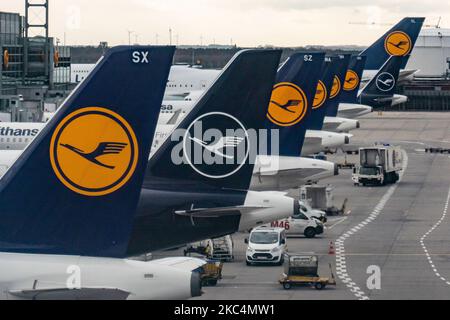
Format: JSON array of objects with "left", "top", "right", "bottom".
[
  {"left": 391, "top": 28, "right": 450, "bottom": 111},
  {"left": 407, "top": 28, "right": 450, "bottom": 79}
]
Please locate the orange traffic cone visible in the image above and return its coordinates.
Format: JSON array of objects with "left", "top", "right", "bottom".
[{"left": 329, "top": 241, "right": 335, "bottom": 255}]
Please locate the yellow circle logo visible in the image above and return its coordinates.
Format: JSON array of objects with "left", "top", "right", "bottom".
[
  {"left": 50, "top": 107, "right": 139, "bottom": 197},
  {"left": 385, "top": 31, "right": 412, "bottom": 56},
  {"left": 313, "top": 80, "right": 327, "bottom": 110},
  {"left": 267, "top": 82, "right": 308, "bottom": 127},
  {"left": 330, "top": 76, "right": 341, "bottom": 99},
  {"left": 343, "top": 70, "right": 360, "bottom": 91}
]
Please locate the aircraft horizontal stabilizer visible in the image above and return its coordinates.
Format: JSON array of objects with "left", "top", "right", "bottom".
[
  {"left": 322, "top": 122, "right": 341, "bottom": 131},
  {"left": 374, "top": 97, "right": 395, "bottom": 103},
  {"left": 175, "top": 206, "right": 268, "bottom": 218},
  {"left": 9, "top": 287, "right": 130, "bottom": 300},
  {"left": 153, "top": 257, "right": 207, "bottom": 272},
  {"left": 304, "top": 136, "right": 323, "bottom": 145}
]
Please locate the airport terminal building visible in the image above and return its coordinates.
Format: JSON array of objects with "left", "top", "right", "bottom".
[
  {"left": 0, "top": 9, "right": 71, "bottom": 122},
  {"left": 2, "top": 6, "right": 450, "bottom": 121}
]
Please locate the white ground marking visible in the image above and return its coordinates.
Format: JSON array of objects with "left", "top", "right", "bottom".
[
  {"left": 335, "top": 151, "right": 409, "bottom": 300},
  {"left": 328, "top": 217, "right": 349, "bottom": 230},
  {"left": 420, "top": 186, "right": 450, "bottom": 287}
]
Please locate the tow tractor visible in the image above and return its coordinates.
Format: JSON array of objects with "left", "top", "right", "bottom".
[
  {"left": 199, "top": 259, "right": 224, "bottom": 287},
  {"left": 279, "top": 253, "right": 336, "bottom": 290}
]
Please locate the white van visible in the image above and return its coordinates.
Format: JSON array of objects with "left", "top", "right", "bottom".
[{"left": 245, "top": 228, "right": 287, "bottom": 266}]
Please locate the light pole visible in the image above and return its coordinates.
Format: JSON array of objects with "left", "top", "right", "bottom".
[{"left": 127, "top": 30, "right": 134, "bottom": 45}]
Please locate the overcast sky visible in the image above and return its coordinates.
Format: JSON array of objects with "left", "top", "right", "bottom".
[{"left": 3, "top": 0, "right": 450, "bottom": 47}]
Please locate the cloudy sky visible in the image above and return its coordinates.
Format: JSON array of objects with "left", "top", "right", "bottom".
[{"left": 3, "top": 0, "right": 450, "bottom": 47}]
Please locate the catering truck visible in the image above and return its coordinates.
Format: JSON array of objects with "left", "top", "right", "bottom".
[{"left": 352, "top": 145, "right": 403, "bottom": 186}]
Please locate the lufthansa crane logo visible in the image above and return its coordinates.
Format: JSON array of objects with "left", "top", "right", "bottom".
[
  {"left": 313, "top": 81, "right": 327, "bottom": 110},
  {"left": 183, "top": 112, "right": 250, "bottom": 179},
  {"left": 330, "top": 76, "right": 341, "bottom": 99},
  {"left": 385, "top": 31, "right": 412, "bottom": 56},
  {"left": 267, "top": 82, "right": 308, "bottom": 127},
  {"left": 50, "top": 107, "right": 139, "bottom": 197},
  {"left": 343, "top": 70, "right": 360, "bottom": 91},
  {"left": 376, "top": 72, "right": 396, "bottom": 92}
]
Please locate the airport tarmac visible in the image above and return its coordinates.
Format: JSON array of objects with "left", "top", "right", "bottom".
[{"left": 154, "top": 112, "right": 450, "bottom": 300}]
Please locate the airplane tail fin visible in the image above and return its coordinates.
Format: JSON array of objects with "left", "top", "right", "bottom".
[
  {"left": 265, "top": 52, "right": 325, "bottom": 157},
  {"left": 325, "top": 54, "right": 351, "bottom": 118},
  {"left": 339, "top": 55, "right": 367, "bottom": 104},
  {"left": 360, "top": 17, "right": 425, "bottom": 70},
  {"left": 146, "top": 49, "right": 282, "bottom": 191},
  {"left": 308, "top": 56, "right": 337, "bottom": 131},
  {"left": 360, "top": 55, "right": 405, "bottom": 98},
  {"left": 0, "top": 46, "right": 175, "bottom": 258}
]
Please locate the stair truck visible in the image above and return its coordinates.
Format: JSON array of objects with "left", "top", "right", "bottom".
[{"left": 352, "top": 145, "right": 403, "bottom": 186}]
